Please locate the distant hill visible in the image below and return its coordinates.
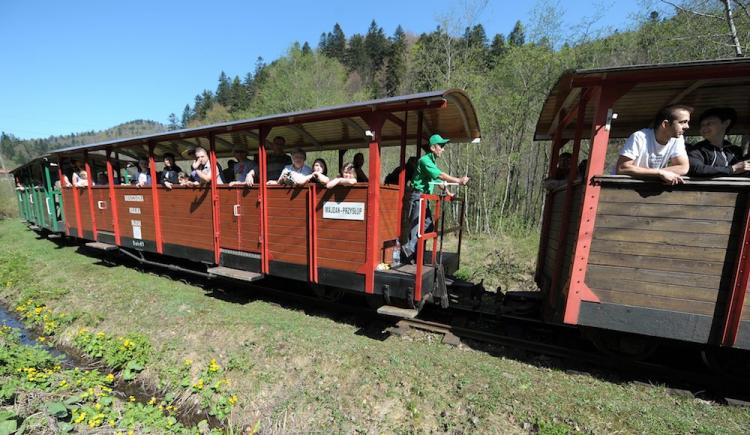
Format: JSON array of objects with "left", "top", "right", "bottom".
[{"left": 1, "top": 120, "right": 166, "bottom": 168}]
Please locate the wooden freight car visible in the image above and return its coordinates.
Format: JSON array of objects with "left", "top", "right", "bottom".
[{"left": 534, "top": 58, "right": 750, "bottom": 352}]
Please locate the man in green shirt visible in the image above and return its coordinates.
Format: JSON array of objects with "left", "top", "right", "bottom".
[{"left": 402, "top": 134, "right": 470, "bottom": 264}]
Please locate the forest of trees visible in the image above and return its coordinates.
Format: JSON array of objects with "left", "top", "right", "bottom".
[{"left": 4, "top": 0, "right": 749, "bottom": 234}]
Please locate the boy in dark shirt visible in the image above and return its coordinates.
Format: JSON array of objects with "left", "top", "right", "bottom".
[{"left": 688, "top": 107, "right": 750, "bottom": 176}]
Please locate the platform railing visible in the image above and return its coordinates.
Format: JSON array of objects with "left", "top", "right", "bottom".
[{"left": 414, "top": 183, "right": 465, "bottom": 303}]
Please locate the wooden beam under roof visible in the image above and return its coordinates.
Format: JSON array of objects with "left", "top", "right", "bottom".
[{"left": 289, "top": 124, "right": 320, "bottom": 147}]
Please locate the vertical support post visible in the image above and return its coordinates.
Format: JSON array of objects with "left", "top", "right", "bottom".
[
  {"left": 721, "top": 194, "right": 750, "bottom": 346},
  {"left": 307, "top": 183, "right": 318, "bottom": 283},
  {"left": 209, "top": 134, "right": 221, "bottom": 264},
  {"left": 365, "top": 113, "right": 385, "bottom": 294},
  {"left": 338, "top": 149, "right": 345, "bottom": 175},
  {"left": 548, "top": 97, "right": 588, "bottom": 315},
  {"left": 397, "top": 111, "right": 407, "bottom": 240},
  {"left": 115, "top": 152, "right": 122, "bottom": 184},
  {"left": 106, "top": 149, "right": 121, "bottom": 245},
  {"left": 57, "top": 157, "right": 70, "bottom": 235},
  {"left": 43, "top": 160, "right": 55, "bottom": 230},
  {"left": 84, "top": 151, "right": 98, "bottom": 239},
  {"left": 258, "top": 127, "right": 270, "bottom": 274},
  {"left": 563, "top": 86, "right": 618, "bottom": 324},
  {"left": 148, "top": 143, "right": 163, "bottom": 253},
  {"left": 416, "top": 110, "right": 424, "bottom": 158},
  {"left": 415, "top": 198, "right": 428, "bottom": 301}
]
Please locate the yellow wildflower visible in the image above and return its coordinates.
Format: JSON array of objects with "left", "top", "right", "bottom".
[
  {"left": 193, "top": 378, "right": 204, "bottom": 390},
  {"left": 37, "top": 336, "right": 46, "bottom": 342},
  {"left": 128, "top": 395, "right": 136, "bottom": 402},
  {"left": 184, "top": 358, "right": 192, "bottom": 366},
  {"left": 74, "top": 411, "right": 86, "bottom": 424},
  {"left": 148, "top": 396, "right": 157, "bottom": 405},
  {"left": 229, "top": 395, "right": 238, "bottom": 406},
  {"left": 105, "top": 373, "right": 115, "bottom": 383},
  {"left": 208, "top": 358, "right": 221, "bottom": 373}
]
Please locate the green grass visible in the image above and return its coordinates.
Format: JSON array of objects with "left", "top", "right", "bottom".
[
  {"left": 447, "top": 228, "right": 539, "bottom": 293},
  {"left": 0, "top": 219, "right": 749, "bottom": 433},
  {"left": 0, "top": 177, "right": 19, "bottom": 220}
]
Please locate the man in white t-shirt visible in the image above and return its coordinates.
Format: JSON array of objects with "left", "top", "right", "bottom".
[{"left": 615, "top": 104, "right": 692, "bottom": 185}]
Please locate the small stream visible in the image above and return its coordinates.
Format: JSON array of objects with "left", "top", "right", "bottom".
[
  {"left": 0, "top": 302, "right": 74, "bottom": 365},
  {"left": 0, "top": 301, "right": 222, "bottom": 429}
]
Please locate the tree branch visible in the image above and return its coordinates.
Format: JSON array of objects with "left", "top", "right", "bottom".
[
  {"left": 658, "top": 0, "right": 723, "bottom": 19},
  {"left": 733, "top": 0, "right": 750, "bottom": 19}
]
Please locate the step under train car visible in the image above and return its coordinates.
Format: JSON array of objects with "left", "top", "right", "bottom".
[
  {"left": 13, "top": 91, "right": 481, "bottom": 315},
  {"left": 534, "top": 58, "right": 750, "bottom": 358}
]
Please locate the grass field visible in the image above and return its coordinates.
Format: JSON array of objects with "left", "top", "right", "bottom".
[
  {"left": 0, "top": 218, "right": 749, "bottom": 433},
  {"left": 0, "top": 177, "right": 19, "bottom": 220}
]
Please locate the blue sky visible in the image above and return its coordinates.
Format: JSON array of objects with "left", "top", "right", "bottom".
[{"left": 0, "top": 0, "right": 651, "bottom": 139}]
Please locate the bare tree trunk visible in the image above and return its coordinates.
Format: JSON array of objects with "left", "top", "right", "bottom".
[{"left": 723, "top": 0, "right": 744, "bottom": 56}]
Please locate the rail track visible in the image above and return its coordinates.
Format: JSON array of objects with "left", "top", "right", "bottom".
[{"left": 43, "top": 231, "right": 750, "bottom": 407}]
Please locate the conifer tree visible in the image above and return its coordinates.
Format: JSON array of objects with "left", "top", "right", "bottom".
[
  {"left": 181, "top": 104, "right": 192, "bottom": 127},
  {"left": 167, "top": 113, "right": 179, "bottom": 131},
  {"left": 216, "top": 71, "right": 231, "bottom": 106},
  {"left": 302, "top": 41, "right": 312, "bottom": 55},
  {"left": 346, "top": 34, "right": 368, "bottom": 73},
  {"left": 328, "top": 23, "right": 346, "bottom": 61},
  {"left": 385, "top": 25, "right": 407, "bottom": 96},
  {"left": 508, "top": 20, "right": 526, "bottom": 46}
]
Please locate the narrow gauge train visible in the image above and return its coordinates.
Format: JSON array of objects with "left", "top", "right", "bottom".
[
  {"left": 12, "top": 58, "right": 750, "bottom": 362},
  {"left": 12, "top": 90, "right": 482, "bottom": 316}
]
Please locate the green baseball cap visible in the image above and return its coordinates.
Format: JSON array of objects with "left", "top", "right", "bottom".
[{"left": 429, "top": 134, "right": 450, "bottom": 146}]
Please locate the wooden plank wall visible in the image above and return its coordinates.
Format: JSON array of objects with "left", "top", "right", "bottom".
[
  {"left": 61, "top": 188, "right": 75, "bottom": 234},
  {"left": 378, "top": 187, "right": 401, "bottom": 264},
  {"left": 158, "top": 188, "right": 214, "bottom": 251},
  {"left": 115, "top": 187, "right": 156, "bottom": 245},
  {"left": 267, "top": 187, "right": 309, "bottom": 266},
  {"left": 587, "top": 187, "right": 741, "bottom": 318},
  {"left": 541, "top": 185, "right": 583, "bottom": 295},
  {"left": 92, "top": 188, "right": 113, "bottom": 231},
  {"left": 218, "top": 187, "right": 260, "bottom": 252},
  {"left": 315, "top": 186, "right": 367, "bottom": 272},
  {"left": 77, "top": 188, "right": 93, "bottom": 235}
]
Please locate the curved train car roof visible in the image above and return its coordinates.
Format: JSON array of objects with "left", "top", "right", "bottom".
[
  {"left": 534, "top": 58, "right": 750, "bottom": 141},
  {"left": 33, "top": 89, "right": 480, "bottom": 162}
]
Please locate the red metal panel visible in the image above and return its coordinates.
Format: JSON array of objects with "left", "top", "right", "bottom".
[
  {"left": 208, "top": 134, "right": 221, "bottom": 264},
  {"left": 721, "top": 195, "right": 750, "bottom": 346},
  {"left": 84, "top": 151, "right": 98, "bottom": 239},
  {"left": 307, "top": 184, "right": 318, "bottom": 283},
  {"left": 258, "top": 127, "right": 270, "bottom": 273},
  {"left": 365, "top": 113, "right": 385, "bottom": 294},
  {"left": 148, "top": 144, "right": 163, "bottom": 253},
  {"left": 563, "top": 86, "right": 621, "bottom": 325},
  {"left": 105, "top": 150, "right": 121, "bottom": 245},
  {"left": 548, "top": 96, "right": 588, "bottom": 317}
]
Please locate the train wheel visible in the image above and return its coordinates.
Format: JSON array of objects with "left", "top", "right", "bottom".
[
  {"left": 701, "top": 347, "right": 750, "bottom": 375},
  {"left": 586, "top": 329, "right": 660, "bottom": 361},
  {"left": 311, "top": 284, "right": 344, "bottom": 302}
]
